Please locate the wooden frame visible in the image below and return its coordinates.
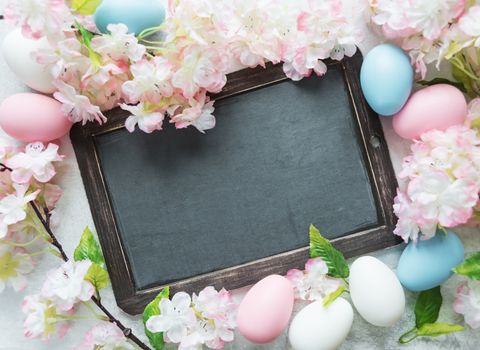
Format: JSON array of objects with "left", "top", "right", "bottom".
[{"left": 71, "top": 51, "right": 400, "bottom": 315}]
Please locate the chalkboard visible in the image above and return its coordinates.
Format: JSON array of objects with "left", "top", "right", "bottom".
[{"left": 71, "top": 52, "right": 399, "bottom": 315}]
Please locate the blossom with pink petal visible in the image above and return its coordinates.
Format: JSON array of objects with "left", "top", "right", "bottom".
[
  {"left": 0, "top": 184, "right": 39, "bottom": 239},
  {"left": 0, "top": 244, "right": 34, "bottom": 293},
  {"left": 54, "top": 82, "right": 107, "bottom": 125},
  {"left": 121, "top": 58, "right": 173, "bottom": 104},
  {"left": 286, "top": 257, "right": 341, "bottom": 301},
  {"left": 7, "top": 142, "right": 63, "bottom": 184},
  {"left": 146, "top": 292, "right": 197, "bottom": 344},
  {"left": 121, "top": 103, "right": 165, "bottom": 133},
  {"left": 170, "top": 92, "right": 216, "bottom": 133},
  {"left": 91, "top": 24, "right": 146, "bottom": 63},
  {"left": 4, "top": 0, "right": 73, "bottom": 40},
  {"left": 41, "top": 260, "right": 95, "bottom": 311},
  {"left": 22, "top": 294, "right": 71, "bottom": 340},
  {"left": 172, "top": 46, "right": 227, "bottom": 98},
  {"left": 454, "top": 281, "right": 480, "bottom": 329},
  {"left": 75, "top": 322, "right": 135, "bottom": 350}
]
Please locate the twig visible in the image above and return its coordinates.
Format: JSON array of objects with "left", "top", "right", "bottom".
[
  {"left": 30, "top": 202, "right": 68, "bottom": 261},
  {"left": 0, "top": 163, "right": 151, "bottom": 350},
  {"left": 30, "top": 202, "right": 152, "bottom": 350}
]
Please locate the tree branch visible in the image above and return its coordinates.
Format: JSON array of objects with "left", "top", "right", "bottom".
[{"left": 0, "top": 163, "right": 151, "bottom": 350}]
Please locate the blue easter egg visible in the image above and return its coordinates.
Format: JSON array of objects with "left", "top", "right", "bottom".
[
  {"left": 397, "top": 230, "right": 464, "bottom": 292},
  {"left": 360, "top": 44, "right": 413, "bottom": 116},
  {"left": 94, "top": 0, "right": 165, "bottom": 36}
]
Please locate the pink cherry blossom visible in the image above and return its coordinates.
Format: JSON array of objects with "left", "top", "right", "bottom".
[
  {"left": 172, "top": 46, "right": 228, "bottom": 98},
  {"left": 120, "top": 103, "right": 165, "bottom": 133},
  {"left": 22, "top": 294, "right": 71, "bottom": 340},
  {"left": 146, "top": 292, "right": 197, "bottom": 344},
  {"left": 0, "top": 184, "right": 39, "bottom": 239},
  {"left": 170, "top": 91, "right": 216, "bottom": 133},
  {"left": 75, "top": 322, "right": 135, "bottom": 350},
  {"left": 454, "top": 281, "right": 480, "bottom": 329},
  {"left": 192, "top": 287, "right": 237, "bottom": 348},
  {"left": 0, "top": 244, "right": 34, "bottom": 293},
  {"left": 4, "top": 0, "right": 73, "bottom": 40},
  {"left": 54, "top": 81, "right": 107, "bottom": 125},
  {"left": 371, "top": 0, "right": 465, "bottom": 40},
  {"left": 7, "top": 142, "right": 63, "bottom": 184},
  {"left": 121, "top": 58, "right": 173, "bottom": 104},
  {"left": 458, "top": 6, "right": 480, "bottom": 47},
  {"left": 286, "top": 257, "right": 341, "bottom": 301},
  {"left": 91, "top": 24, "right": 146, "bottom": 63},
  {"left": 41, "top": 260, "right": 95, "bottom": 311}
]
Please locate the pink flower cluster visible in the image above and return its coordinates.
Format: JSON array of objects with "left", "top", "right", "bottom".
[
  {"left": 454, "top": 280, "right": 480, "bottom": 329},
  {"left": 393, "top": 99, "right": 480, "bottom": 242},
  {"left": 369, "top": 0, "right": 480, "bottom": 84},
  {"left": 5, "top": 0, "right": 358, "bottom": 134},
  {"left": 75, "top": 322, "right": 135, "bottom": 350},
  {"left": 286, "top": 257, "right": 341, "bottom": 301},
  {"left": 0, "top": 142, "right": 63, "bottom": 293},
  {"left": 146, "top": 286, "right": 237, "bottom": 349},
  {"left": 23, "top": 260, "right": 95, "bottom": 340}
]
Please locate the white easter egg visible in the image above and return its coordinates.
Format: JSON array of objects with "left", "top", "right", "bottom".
[
  {"left": 349, "top": 256, "right": 405, "bottom": 327},
  {"left": 288, "top": 298, "right": 354, "bottom": 350},
  {"left": 1, "top": 28, "right": 55, "bottom": 94}
]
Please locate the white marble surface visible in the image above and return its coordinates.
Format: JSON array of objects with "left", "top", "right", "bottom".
[{"left": 0, "top": 1, "right": 480, "bottom": 349}]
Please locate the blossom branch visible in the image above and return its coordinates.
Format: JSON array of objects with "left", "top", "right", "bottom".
[
  {"left": 29, "top": 200, "right": 152, "bottom": 350},
  {"left": 0, "top": 162, "right": 150, "bottom": 349}
]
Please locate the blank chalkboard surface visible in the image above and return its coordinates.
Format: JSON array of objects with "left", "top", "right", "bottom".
[{"left": 72, "top": 53, "right": 399, "bottom": 314}]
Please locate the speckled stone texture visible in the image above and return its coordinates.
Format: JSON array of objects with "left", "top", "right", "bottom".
[{"left": 0, "top": 1, "right": 479, "bottom": 349}]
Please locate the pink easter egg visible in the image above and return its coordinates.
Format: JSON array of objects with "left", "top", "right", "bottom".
[
  {"left": 392, "top": 84, "right": 467, "bottom": 140},
  {"left": 0, "top": 93, "right": 72, "bottom": 142},
  {"left": 237, "top": 275, "right": 294, "bottom": 344}
]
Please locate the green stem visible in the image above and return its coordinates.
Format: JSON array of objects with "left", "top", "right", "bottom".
[
  {"left": 342, "top": 277, "right": 349, "bottom": 287},
  {"left": 399, "top": 327, "right": 419, "bottom": 344},
  {"left": 56, "top": 314, "right": 108, "bottom": 321},
  {"left": 26, "top": 249, "right": 50, "bottom": 257},
  {"left": 137, "top": 25, "right": 164, "bottom": 40},
  {"left": 0, "top": 235, "right": 41, "bottom": 247},
  {"left": 82, "top": 301, "right": 103, "bottom": 318},
  {"left": 450, "top": 55, "right": 480, "bottom": 82}
]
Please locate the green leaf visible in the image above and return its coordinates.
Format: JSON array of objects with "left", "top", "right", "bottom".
[
  {"left": 414, "top": 287, "right": 442, "bottom": 328},
  {"left": 309, "top": 224, "right": 349, "bottom": 278},
  {"left": 74, "top": 227, "right": 105, "bottom": 267},
  {"left": 85, "top": 262, "right": 109, "bottom": 292},
  {"left": 417, "top": 78, "right": 467, "bottom": 93},
  {"left": 323, "top": 285, "right": 346, "bottom": 308},
  {"left": 75, "top": 21, "right": 103, "bottom": 67},
  {"left": 71, "top": 0, "right": 102, "bottom": 16},
  {"left": 417, "top": 323, "right": 464, "bottom": 337},
  {"left": 452, "top": 60, "right": 475, "bottom": 96},
  {"left": 143, "top": 287, "right": 170, "bottom": 350},
  {"left": 453, "top": 252, "right": 480, "bottom": 280}
]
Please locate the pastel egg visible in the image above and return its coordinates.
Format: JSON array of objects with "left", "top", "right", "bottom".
[
  {"left": 360, "top": 44, "right": 413, "bottom": 116},
  {"left": 393, "top": 84, "right": 467, "bottom": 140},
  {"left": 0, "top": 93, "right": 72, "bottom": 142},
  {"left": 289, "top": 298, "right": 353, "bottom": 350},
  {"left": 94, "top": 0, "right": 166, "bottom": 36},
  {"left": 350, "top": 256, "right": 405, "bottom": 327},
  {"left": 237, "top": 275, "right": 294, "bottom": 344},
  {"left": 397, "top": 230, "right": 464, "bottom": 292},
  {"left": 1, "top": 28, "right": 55, "bottom": 94}
]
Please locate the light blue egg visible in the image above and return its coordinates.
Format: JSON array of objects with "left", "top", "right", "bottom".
[
  {"left": 360, "top": 44, "right": 413, "bottom": 116},
  {"left": 397, "top": 230, "right": 464, "bottom": 292},
  {"left": 94, "top": 0, "right": 165, "bottom": 36}
]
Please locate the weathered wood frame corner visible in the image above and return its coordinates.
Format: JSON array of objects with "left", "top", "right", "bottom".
[{"left": 71, "top": 51, "right": 401, "bottom": 315}]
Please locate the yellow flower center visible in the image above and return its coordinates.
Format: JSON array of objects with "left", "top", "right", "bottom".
[{"left": 0, "top": 252, "right": 19, "bottom": 280}]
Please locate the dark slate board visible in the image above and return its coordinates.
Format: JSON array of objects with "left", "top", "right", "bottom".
[{"left": 95, "top": 68, "right": 378, "bottom": 290}]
